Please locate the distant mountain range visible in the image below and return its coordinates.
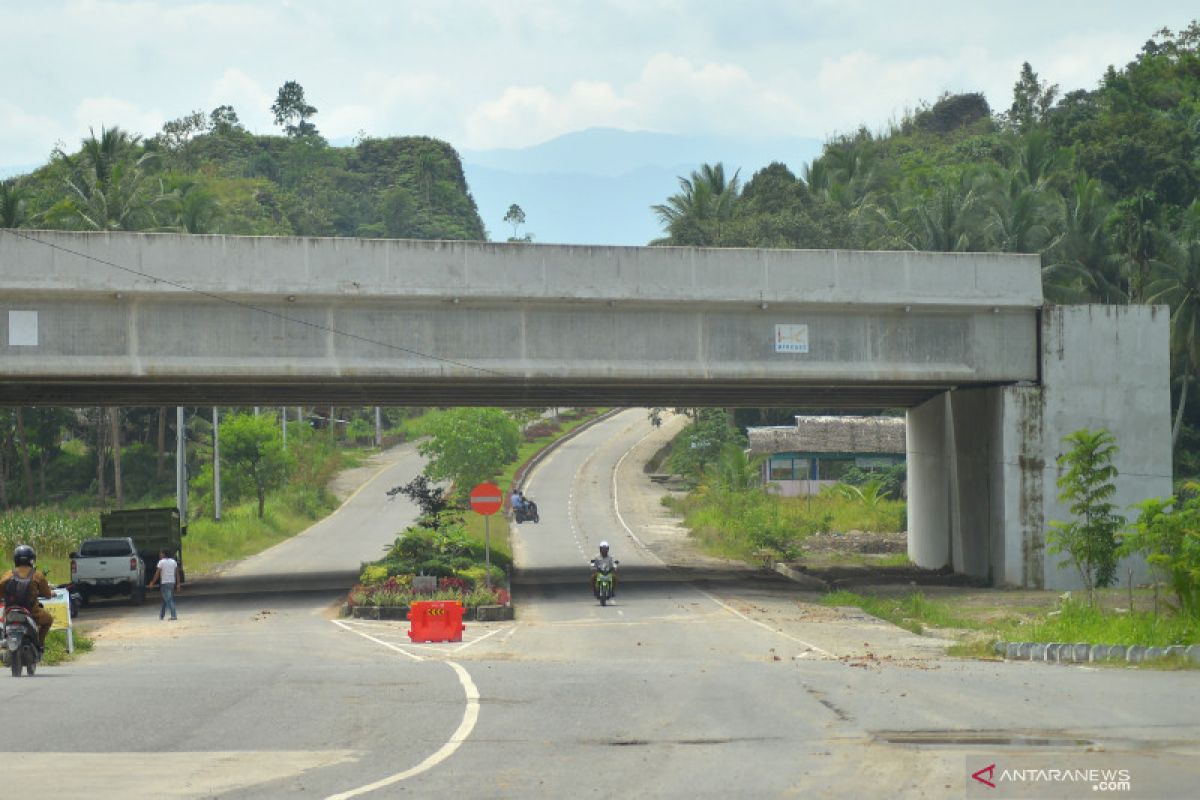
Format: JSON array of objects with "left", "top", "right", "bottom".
[{"left": 460, "top": 128, "right": 823, "bottom": 246}]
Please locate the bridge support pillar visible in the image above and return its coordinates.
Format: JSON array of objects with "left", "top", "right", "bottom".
[{"left": 908, "top": 306, "right": 1172, "bottom": 589}]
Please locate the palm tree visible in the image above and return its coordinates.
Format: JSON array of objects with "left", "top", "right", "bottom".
[
  {"left": 0, "top": 180, "right": 28, "bottom": 228},
  {"left": 45, "top": 126, "right": 160, "bottom": 231},
  {"left": 873, "top": 170, "right": 989, "bottom": 252},
  {"left": 980, "top": 167, "right": 1063, "bottom": 255},
  {"left": 1044, "top": 175, "right": 1123, "bottom": 303},
  {"left": 651, "top": 163, "right": 741, "bottom": 246},
  {"left": 1146, "top": 209, "right": 1200, "bottom": 449},
  {"left": 161, "top": 179, "right": 222, "bottom": 233}
]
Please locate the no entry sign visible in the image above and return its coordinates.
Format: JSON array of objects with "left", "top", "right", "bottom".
[{"left": 469, "top": 482, "right": 503, "bottom": 515}]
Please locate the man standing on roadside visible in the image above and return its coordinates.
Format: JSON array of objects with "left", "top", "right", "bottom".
[{"left": 147, "top": 549, "right": 180, "bottom": 621}]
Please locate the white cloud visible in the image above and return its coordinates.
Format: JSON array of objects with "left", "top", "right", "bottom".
[
  {"left": 73, "top": 97, "right": 165, "bottom": 144},
  {"left": 462, "top": 54, "right": 808, "bottom": 148},
  {"left": 0, "top": 101, "right": 69, "bottom": 165},
  {"left": 207, "top": 69, "right": 275, "bottom": 133},
  {"left": 464, "top": 81, "right": 636, "bottom": 148}
]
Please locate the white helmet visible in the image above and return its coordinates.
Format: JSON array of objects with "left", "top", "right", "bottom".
[{"left": 599, "top": 541, "right": 609, "bottom": 550}]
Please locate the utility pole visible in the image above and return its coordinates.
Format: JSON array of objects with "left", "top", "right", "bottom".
[
  {"left": 175, "top": 407, "right": 187, "bottom": 520},
  {"left": 375, "top": 406, "right": 383, "bottom": 448},
  {"left": 213, "top": 407, "right": 221, "bottom": 521},
  {"left": 281, "top": 406, "right": 287, "bottom": 450}
]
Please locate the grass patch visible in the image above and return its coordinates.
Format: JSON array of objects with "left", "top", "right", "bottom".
[
  {"left": 666, "top": 488, "right": 905, "bottom": 562},
  {"left": 819, "top": 590, "right": 982, "bottom": 635},
  {"left": 184, "top": 487, "right": 339, "bottom": 575},
  {"left": 40, "top": 628, "right": 94, "bottom": 666},
  {"left": 989, "top": 597, "right": 1200, "bottom": 647}
]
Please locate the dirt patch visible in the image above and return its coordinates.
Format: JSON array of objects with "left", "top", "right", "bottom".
[{"left": 328, "top": 443, "right": 414, "bottom": 503}]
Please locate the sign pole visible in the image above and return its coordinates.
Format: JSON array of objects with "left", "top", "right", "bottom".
[{"left": 468, "top": 481, "right": 503, "bottom": 590}]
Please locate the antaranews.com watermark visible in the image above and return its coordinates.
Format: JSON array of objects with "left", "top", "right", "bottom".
[
  {"left": 968, "top": 762, "right": 1131, "bottom": 794},
  {"left": 962, "top": 747, "right": 1200, "bottom": 797}
]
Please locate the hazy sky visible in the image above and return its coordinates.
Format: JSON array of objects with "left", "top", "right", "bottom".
[{"left": 1, "top": 1, "right": 1196, "bottom": 166}]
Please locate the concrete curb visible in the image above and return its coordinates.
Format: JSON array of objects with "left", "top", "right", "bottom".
[
  {"left": 995, "top": 641, "right": 1200, "bottom": 665},
  {"left": 773, "top": 562, "right": 832, "bottom": 591},
  {"left": 342, "top": 604, "right": 515, "bottom": 622},
  {"left": 511, "top": 408, "right": 623, "bottom": 492}
]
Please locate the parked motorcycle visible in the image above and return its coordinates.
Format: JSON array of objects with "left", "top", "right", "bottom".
[
  {"left": 591, "top": 559, "right": 619, "bottom": 606},
  {"left": 1, "top": 603, "right": 41, "bottom": 677},
  {"left": 515, "top": 499, "right": 540, "bottom": 524}
]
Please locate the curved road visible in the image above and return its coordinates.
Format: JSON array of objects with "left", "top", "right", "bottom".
[{"left": 4, "top": 411, "right": 1199, "bottom": 798}]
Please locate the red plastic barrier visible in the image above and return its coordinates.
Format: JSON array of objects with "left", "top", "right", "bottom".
[{"left": 407, "top": 600, "right": 466, "bottom": 643}]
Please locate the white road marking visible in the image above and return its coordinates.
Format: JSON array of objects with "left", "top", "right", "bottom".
[
  {"left": 453, "top": 624, "right": 511, "bottom": 653},
  {"left": 331, "top": 619, "right": 423, "bottom": 662},
  {"left": 694, "top": 589, "right": 835, "bottom": 658},
  {"left": 328, "top": 621, "right": 482, "bottom": 799},
  {"left": 611, "top": 423, "right": 665, "bottom": 558}
]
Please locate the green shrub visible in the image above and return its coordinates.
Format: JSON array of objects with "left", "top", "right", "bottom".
[{"left": 1126, "top": 488, "right": 1200, "bottom": 619}]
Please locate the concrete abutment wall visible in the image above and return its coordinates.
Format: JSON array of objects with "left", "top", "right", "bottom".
[{"left": 907, "top": 305, "right": 1171, "bottom": 589}]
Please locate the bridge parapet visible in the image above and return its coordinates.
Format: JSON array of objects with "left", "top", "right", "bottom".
[{"left": 1, "top": 230, "right": 1043, "bottom": 309}]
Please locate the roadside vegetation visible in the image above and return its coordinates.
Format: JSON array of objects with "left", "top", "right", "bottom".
[
  {"left": 820, "top": 428, "right": 1200, "bottom": 659},
  {"left": 41, "top": 629, "right": 94, "bottom": 667},
  {"left": 660, "top": 410, "right": 905, "bottom": 562},
  {"left": 0, "top": 407, "right": 413, "bottom": 577}
]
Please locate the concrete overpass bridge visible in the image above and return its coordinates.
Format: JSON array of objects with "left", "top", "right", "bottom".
[{"left": 0, "top": 230, "right": 1172, "bottom": 590}]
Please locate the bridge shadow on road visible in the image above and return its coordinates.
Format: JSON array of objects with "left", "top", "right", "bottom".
[
  {"left": 513, "top": 563, "right": 824, "bottom": 600},
  {"left": 75, "top": 571, "right": 359, "bottom": 622}
]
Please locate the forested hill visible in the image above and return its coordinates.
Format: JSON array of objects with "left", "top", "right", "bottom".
[
  {"left": 1, "top": 121, "right": 487, "bottom": 241},
  {"left": 650, "top": 22, "right": 1200, "bottom": 472},
  {"left": 652, "top": 23, "right": 1199, "bottom": 311}
]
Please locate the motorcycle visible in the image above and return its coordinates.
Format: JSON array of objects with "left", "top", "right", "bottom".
[
  {"left": 591, "top": 559, "right": 619, "bottom": 606},
  {"left": 0, "top": 603, "right": 41, "bottom": 677},
  {"left": 514, "top": 499, "right": 539, "bottom": 524}
]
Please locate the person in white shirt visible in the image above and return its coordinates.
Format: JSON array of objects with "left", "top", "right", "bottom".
[{"left": 147, "top": 549, "right": 181, "bottom": 621}]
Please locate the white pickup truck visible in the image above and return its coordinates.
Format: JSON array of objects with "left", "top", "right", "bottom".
[{"left": 70, "top": 537, "right": 146, "bottom": 605}]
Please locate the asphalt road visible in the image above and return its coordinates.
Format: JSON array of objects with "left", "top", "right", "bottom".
[{"left": 4, "top": 412, "right": 1199, "bottom": 799}]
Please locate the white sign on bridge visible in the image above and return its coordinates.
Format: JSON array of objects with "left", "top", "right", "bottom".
[{"left": 774, "top": 324, "right": 809, "bottom": 354}]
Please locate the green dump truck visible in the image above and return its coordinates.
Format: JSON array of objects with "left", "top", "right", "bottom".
[
  {"left": 100, "top": 507, "right": 185, "bottom": 580},
  {"left": 71, "top": 508, "right": 186, "bottom": 605}
]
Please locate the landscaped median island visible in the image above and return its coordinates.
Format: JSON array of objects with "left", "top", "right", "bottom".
[
  {"left": 344, "top": 407, "right": 612, "bottom": 622},
  {"left": 343, "top": 517, "right": 513, "bottom": 621}
]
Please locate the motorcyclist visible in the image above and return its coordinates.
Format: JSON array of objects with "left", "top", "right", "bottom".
[
  {"left": 590, "top": 540, "right": 618, "bottom": 598},
  {"left": 518, "top": 492, "right": 538, "bottom": 522},
  {"left": 510, "top": 488, "right": 524, "bottom": 517},
  {"left": 0, "top": 545, "right": 54, "bottom": 655}
]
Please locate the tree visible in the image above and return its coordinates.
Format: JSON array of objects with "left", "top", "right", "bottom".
[
  {"left": 1126, "top": 486, "right": 1200, "bottom": 619},
  {"left": 0, "top": 180, "right": 28, "bottom": 228},
  {"left": 1146, "top": 215, "right": 1200, "bottom": 449},
  {"left": 651, "top": 163, "right": 741, "bottom": 246},
  {"left": 271, "top": 81, "right": 319, "bottom": 138},
  {"left": 1007, "top": 62, "right": 1059, "bottom": 132},
  {"left": 45, "top": 126, "right": 160, "bottom": 231},
  {"left": 158, "top": 110, "right": 208, "bottom": 151},
  {"left": 391, "top": 474, "right": 457, "bottom": 529},
  {"left": 417, "top": 408, "right": 520, "bottom": 500},
  {"left": 1047, "top": 429, "right": 1125, "bottom": 602},
  {"left": 221, "top": 412, "right": 291, "bottom": 518},
  {"left": 668, "top": 408, "right": 743, "bottom": 478},
  {"left": 504, "top": 203, "right": 530, "bottom": 242},
  {"left": 208, "top": 105, "right": 243, "bottom": 135}
]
